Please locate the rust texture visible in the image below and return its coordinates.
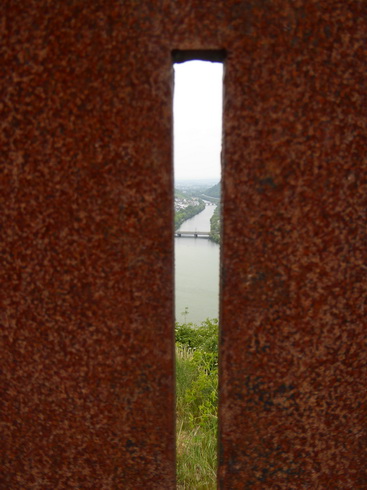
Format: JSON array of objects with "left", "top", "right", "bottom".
[{"left": 1, "top": 1, "right": 366, "bottom": 488}]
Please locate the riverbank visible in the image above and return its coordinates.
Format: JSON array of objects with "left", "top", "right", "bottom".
[
  {"left": 209, "top": 204, "right": 220, "bottom": 244},
  {"left": 174, "top": 199, "right": 205, "bottom": 230}
]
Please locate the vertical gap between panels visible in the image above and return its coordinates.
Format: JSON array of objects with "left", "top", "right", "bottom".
[{"left": 172, "top": 49, "right": 225, "bottom": 488}]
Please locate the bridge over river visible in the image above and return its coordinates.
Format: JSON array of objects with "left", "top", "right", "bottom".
[{"left": 175, "top": 230, "right": 210, "bottom": 238}]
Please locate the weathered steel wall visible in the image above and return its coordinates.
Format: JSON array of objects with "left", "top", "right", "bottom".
[{"left": 1, "top": 1, "right": 366, "bottom": 488}]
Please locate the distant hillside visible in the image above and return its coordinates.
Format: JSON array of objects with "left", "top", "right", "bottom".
[{"left": 205, "top": 182, "right": 221, "bottom": 199}]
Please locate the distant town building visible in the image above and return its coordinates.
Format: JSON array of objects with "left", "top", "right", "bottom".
[{"left": 174, "top": 197, "right": 200, "bottom": 212}]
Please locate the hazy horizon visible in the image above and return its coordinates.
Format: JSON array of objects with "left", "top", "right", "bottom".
[{"left": 173, "top": 60, "right": 223, "bottom": 181}]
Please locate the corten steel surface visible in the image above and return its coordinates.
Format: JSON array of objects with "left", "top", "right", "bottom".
[{"left": 1, "top": 1, "right": 366, "bottom": 488}]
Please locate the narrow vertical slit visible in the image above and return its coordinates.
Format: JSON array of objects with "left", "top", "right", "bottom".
[{"left": 172, "top": 50, "right": 225, "bottom": 488}]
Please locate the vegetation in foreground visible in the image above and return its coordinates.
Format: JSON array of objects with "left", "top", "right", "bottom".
[{"left": 176, "top": 318, "right": 218, "bottom": 489}]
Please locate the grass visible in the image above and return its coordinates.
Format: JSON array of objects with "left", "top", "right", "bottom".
[
  {"left": 176, "top": 423, "right": 217, "bottom": 489},
  {"left": 175, "top": 320, "right": 218, "bottom": 489}
]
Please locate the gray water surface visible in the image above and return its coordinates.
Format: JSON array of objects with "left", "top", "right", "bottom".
[{"left": 175, "top": 205, "right": 219, "bottom": 324}]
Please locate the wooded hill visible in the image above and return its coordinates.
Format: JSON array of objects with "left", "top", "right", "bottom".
[{"left": 205, "top": 181, "right": 220, "bottom": 199}]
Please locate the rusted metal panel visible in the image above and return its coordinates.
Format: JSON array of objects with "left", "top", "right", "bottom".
[
  {"left": 219, "top": 3, "right": 367, "bottom": 486},
  {"left": 1, "top": 1, "right": 366, "bottom": 487}
]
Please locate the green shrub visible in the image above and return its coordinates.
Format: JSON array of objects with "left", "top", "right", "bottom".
[{"left": 175, "top": 318, "right": 218, "bottom": 354}]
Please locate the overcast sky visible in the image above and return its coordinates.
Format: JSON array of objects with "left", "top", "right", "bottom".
[{"left": 173, "top": 60, "right": 223, "bottom": 181}]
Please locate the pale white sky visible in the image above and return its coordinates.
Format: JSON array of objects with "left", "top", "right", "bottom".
[{"left": 173, "top": 60, "right": 223, "bottom": 181}]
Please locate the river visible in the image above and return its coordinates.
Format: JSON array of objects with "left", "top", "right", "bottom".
[{"left": 175, "top": 203, "right": 220, "bottom": 325}]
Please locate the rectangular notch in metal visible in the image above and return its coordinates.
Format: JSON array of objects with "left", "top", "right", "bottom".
[{"left": 172, "top": 49, "right": 227, "bottom": 64}]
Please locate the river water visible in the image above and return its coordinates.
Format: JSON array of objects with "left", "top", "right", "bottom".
[{"left": 175, "top": 204, "right": 220, "bottom": 325}]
